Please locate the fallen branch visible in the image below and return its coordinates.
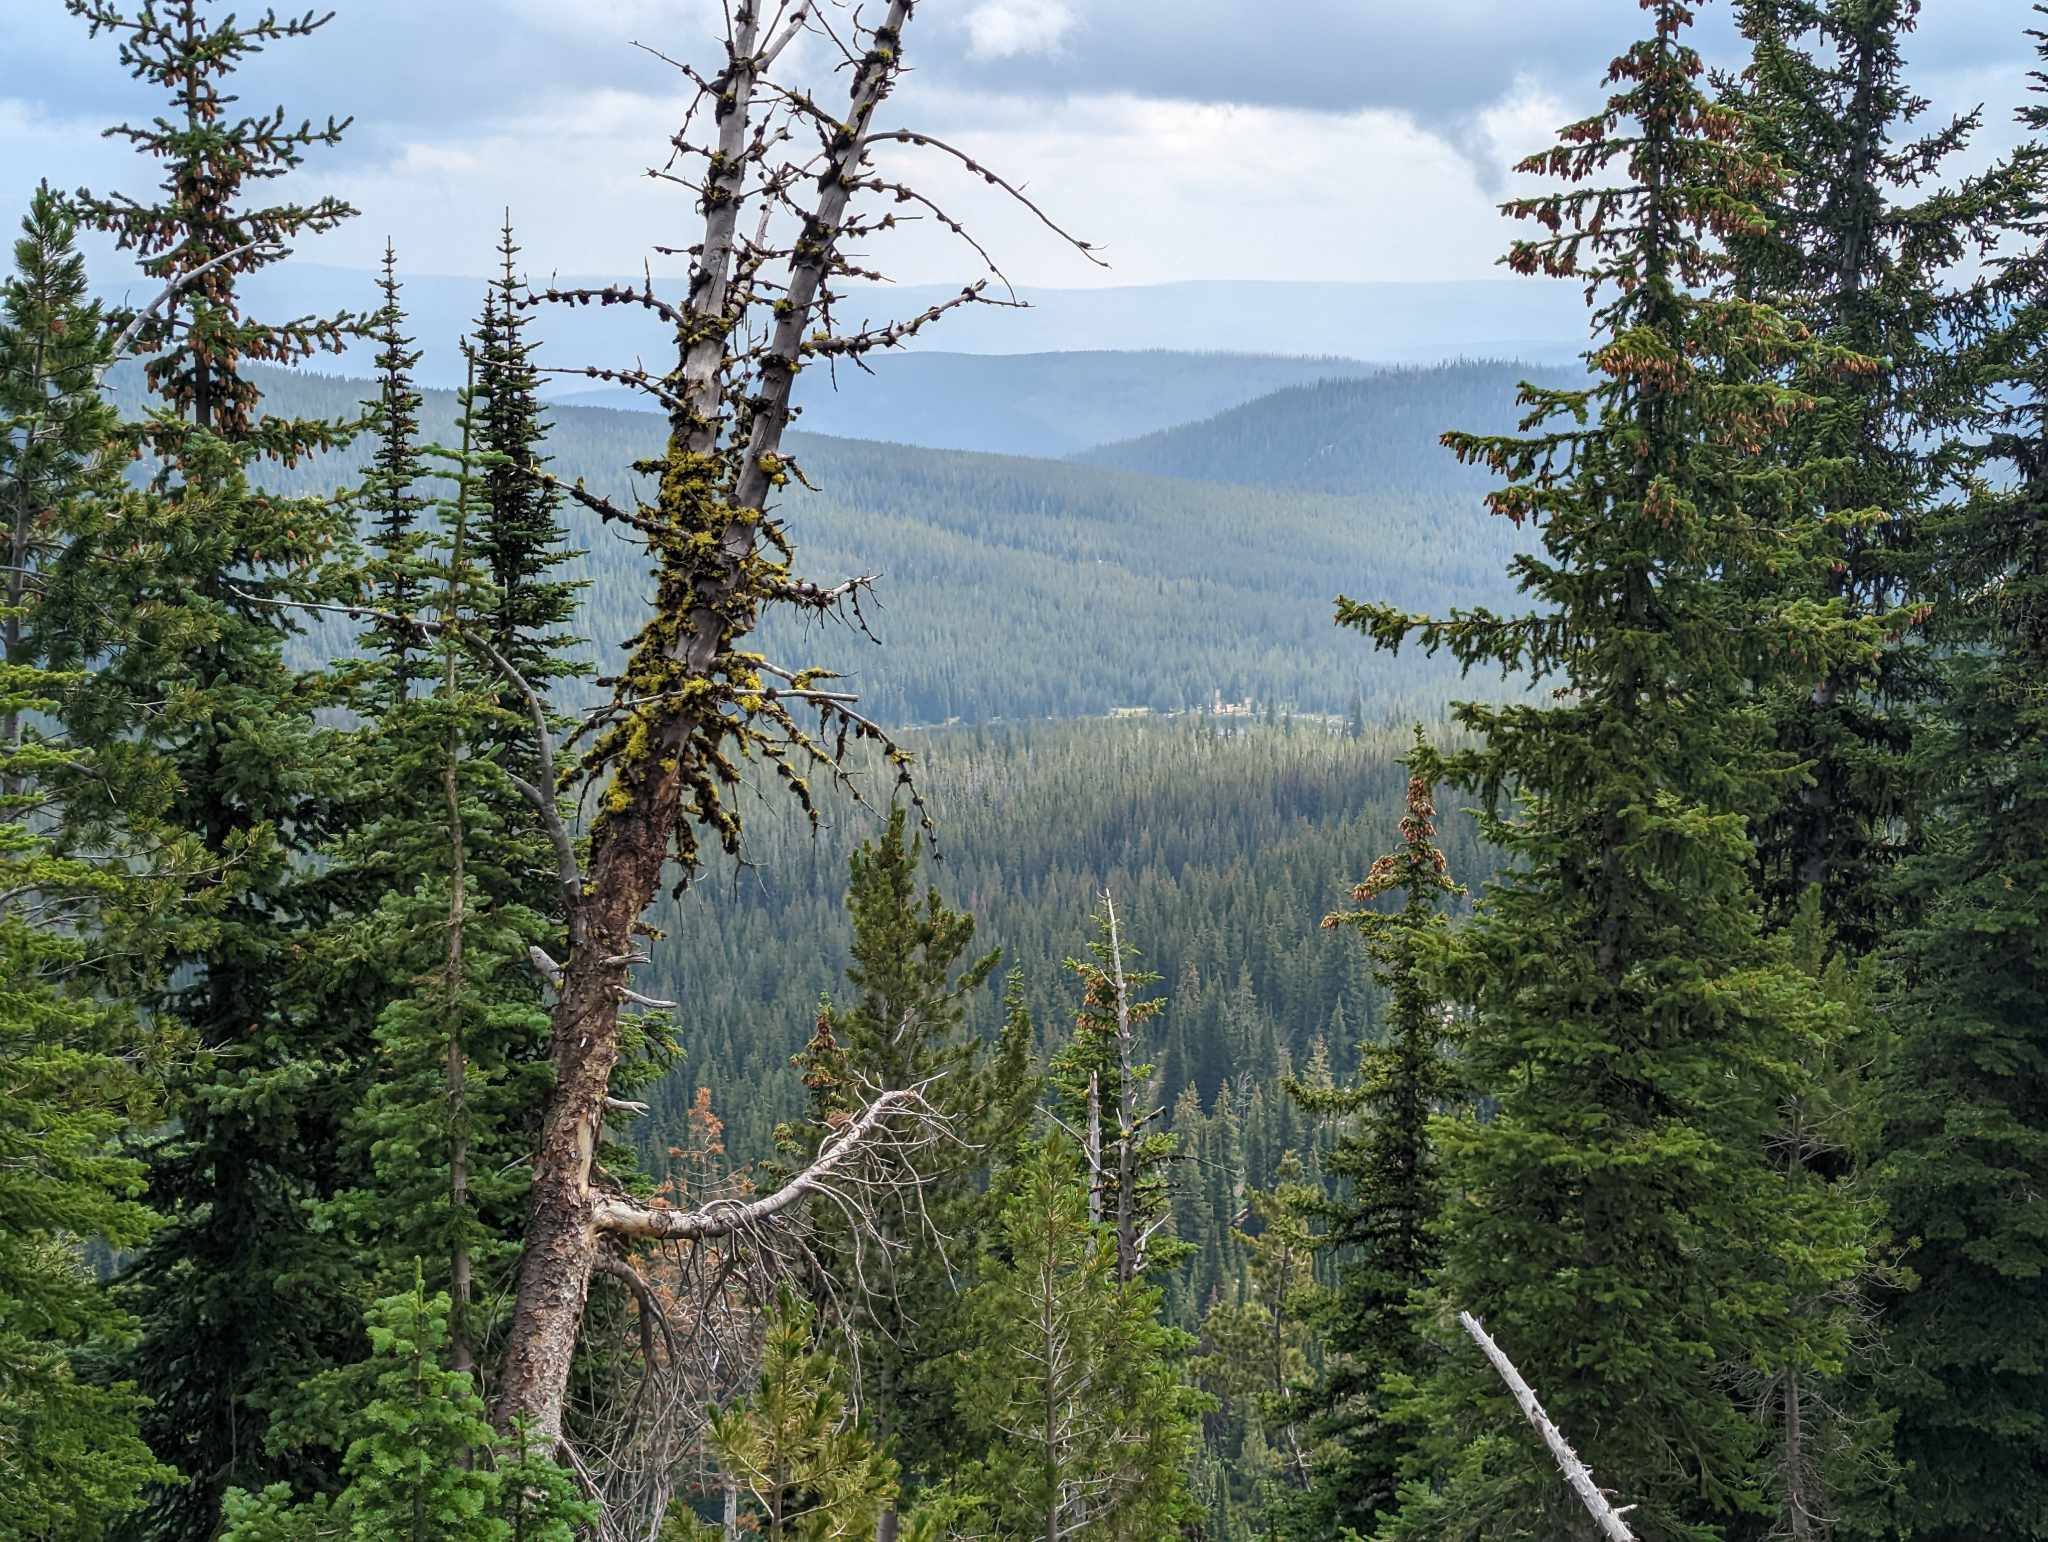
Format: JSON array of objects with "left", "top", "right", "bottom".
[{"left": 1458, "top": 1310, "right": 1638, "bottom": 1542}]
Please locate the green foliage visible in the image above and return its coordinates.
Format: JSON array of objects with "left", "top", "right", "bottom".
[
  {"left": 1193, "top": 1155, "right": 1318, "bottom": 1538},
  {"left": 221, "top": 1279, "right": 592, "bottom": 1542},
  {"left": 470, "top": 220, "right": 584, "bottom": 734},
  {"left": 790, "top": 805, "right": 1032, "bottom": 1493},
  {"left": 361, "top": 242, "right": 432, "bottom": 694},
  {"left": 1277, "top": 750, "right": 1461, "bottom": 1539},
  {"left": 951, "top": 1133, "right": 1202, "bottom": 1541},
  {"left": 0, "top": 673, "right": 175, "bottom": 1540},
  {"left": 700, "top": 1290, "right": 904, "bottom": 1542},
  {"left": 57, "top": 5, "right": 371, "bottom": 1531},
  {"left": 1075, "top": 361, "right": 1583, "bottom": 498},
  {"left": 1873, "top": 29, "right": 2048, "bottom": 1536},
  {"left": 0, "top": 178, "right": 180, "bottom": 1542},
  {"left": 1726, "top": 0, "right": 2023, "bottom": 955},
  {"left": 105, "top": 357, "right": 1543, "bottom": 727},
  {"left": 1346, "top": 6, "right": 1886, "bottom": 1536}
]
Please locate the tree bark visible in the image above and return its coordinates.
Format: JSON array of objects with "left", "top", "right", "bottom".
[{"left": 491, "top": 0, "right": 916, "bottom": 1449}]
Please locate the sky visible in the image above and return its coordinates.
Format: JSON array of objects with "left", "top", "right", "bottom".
[{"left": 1, "top": 0, "right": 2038, "bottom": 294}]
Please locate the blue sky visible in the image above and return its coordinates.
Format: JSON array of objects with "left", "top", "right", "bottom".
[{"left": 2, "top": 0, "right": 2036, "bottom": 289}]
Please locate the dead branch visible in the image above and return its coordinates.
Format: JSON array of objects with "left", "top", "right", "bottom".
[
  {"left": 96, "top": 238, "right": 279, "bottom": 384},
  {"left": 1459, "top": 1310, "right": 1638, "bottom": 1542}
]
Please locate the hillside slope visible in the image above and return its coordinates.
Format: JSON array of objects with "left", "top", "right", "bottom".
[
  {"left": 111, "top": 361, "right": 1533, "bottom": 725},
  {"left": 1076, "top": 361, "right": 1586, "bottom": 496}
]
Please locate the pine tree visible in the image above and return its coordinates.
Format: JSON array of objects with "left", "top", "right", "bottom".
[
  {"left": 952, "top": 1134, "right": 1202, "bottom": 1542},
  {"left": 1277, "top": 753, "right": 1460, "bottom": 1539},
  {"left": 790, "top": 806, "right": 1033, "bottom": 1495},
  {"left": 698, "top": 1291, "right": 906, "bottom": 1542},
  {"left": 57, "top": 4, "right": 368, "bottom": 1531},
  {"left": 1341, "top": 5, "right": 1884, "bottom": 1535},
  {"left": 1873, "top": 27, "right": 2048, "bottom": 1536}
]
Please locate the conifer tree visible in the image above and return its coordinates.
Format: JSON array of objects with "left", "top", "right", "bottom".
[
  {"left": 56, "top": 4, "right": 368, "bottom": 1530},
  {"left": 0, "top": 185, "right": 123, "bottom": 742},
  {"left": 791, "top": 806, "right": 1033, "bottom": 1494},
  {"left": 471, "top": 220, "right": 582, "bottom": 742},
  {"left": 1726, "top": 0, "right": 2021, "bottom": 953},
  {"left": 1194, "top": 1155, "right": 1317, "bottom": 1534},
  {"left": 0, "top": 191, "right": 197, "bottom": 1529},
  {"left": 0, "top": 651, "right": 176, "bottom": 1542},
  {"left": 1278, "top": 754, "right": 1460, "bottom": 1539},
  {"left": 697, "top": 1291, "right": 907, "bottom": 1542},
  {"left": 300, "top": 347, "right": 559, "bottom": 1390},
  {"left": 1341, "top": 4, "right": 1884, "bottom": 1534},
  {"left": 1874, "top": 30, "right": 2048, "bottom": 1536},
  {"left": 1048, "top": 896, "right": 1176, "bottom": 1282},
  {"left": 220, "top": 1277, "right": 592, "bottom": 1542},
  {"left": 361, "top": 242, "right": 431, "bottom": 697},
  {"left": 952, "top": 1134, "right": 1201, "bottom": 1542}
]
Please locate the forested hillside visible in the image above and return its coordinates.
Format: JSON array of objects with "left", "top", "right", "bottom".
[
  {"left": 1076, "top": 361, "right": 1586, "bottom": 495},
  {"left": 628, "top": 718, "right": 1493, "bottom": 1168},
  {"left": 13, "top": 3, "right": 2048, "bottom": 1542},
  {"left": 111, "top": 361, "right": 1535, "bottom": 725}
]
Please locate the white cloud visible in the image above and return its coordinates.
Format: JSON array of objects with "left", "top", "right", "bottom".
[{"left": 964, "top": 1, "right": 1076, "bottom": 61}]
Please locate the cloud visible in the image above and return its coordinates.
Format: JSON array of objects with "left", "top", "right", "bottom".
[
  {"left": 1, "top": 0, "right": 2035, "bottom": 292},
  {"left": 963, "top": 2, "right": 1077, "bottom": 61}
]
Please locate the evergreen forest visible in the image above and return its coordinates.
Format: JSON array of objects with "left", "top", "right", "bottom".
[{"left": 5, "top": 2, "right": 2048, "bottom": 1540}]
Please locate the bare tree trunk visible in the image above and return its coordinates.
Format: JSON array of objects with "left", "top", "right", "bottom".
[
  {"left": 491, "top": 1, "right": 916, "bottom": 1447},
  {"left": 1105, "top": 894, "right": 1139, "bottom": 1282},
  {"left": 1784, "top": 1367, "right": 1812, "bottom": 1542},
  {"left": 1458, "top": 1311, "right": 1637, "bottom": 1542}
]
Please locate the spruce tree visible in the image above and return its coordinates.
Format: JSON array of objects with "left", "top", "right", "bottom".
[
  {"left": 1727, "top": 0, "right": 2020, "bottom": 954},
  {"left": 298, "top": 343, "right": 558, "bottom": 1393},
  {"left": 361, "top": 242, "right": 432, "bottom": 697},
  {"left": 0, "top": 633, "right": 175, "bottom": 1542},
  {"left": 1874, "top": 28, "right": 2048, "bottom": 1536},
  {"left": 1341, "top": 4, "right": 1883, "bottom": 1535},
  {"left": 471, "top": 219, "right": 582, "bottom": 742},
  {"left": 220, "top": 1277, "right": 592, "bottom": 1542},
  {"left": 1278, "top": 752, "right": 1460, "bottom": 1539},
  {"left": 0, "top": 185, "right": 123, "bottom": 744},
  {"left": 57, "top": 4, "right": 367, "bottom": 1531}
]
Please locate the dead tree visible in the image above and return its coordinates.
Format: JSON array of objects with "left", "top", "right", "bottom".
[{"left": 486, "top": 0, "right": 1097, "bottom": 1452}]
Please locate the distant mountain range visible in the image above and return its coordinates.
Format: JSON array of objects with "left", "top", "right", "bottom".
[
  {"left": 555, "top": 350, "right": 1387, "bottom": 459},
  {"left": 106, "top": 264, "right": 1589, "bottom": 390}
]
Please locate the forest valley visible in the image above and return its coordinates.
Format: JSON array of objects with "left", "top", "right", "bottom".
[{"left": 6, "top": 0, "right": 2048, "bottom": 1539}]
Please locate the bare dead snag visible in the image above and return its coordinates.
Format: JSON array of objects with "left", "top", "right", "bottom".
[
  {"left": 480, "top": 0, "right": 1091, "bottom": 1456},
  {"left": 1459, "top": 1310, "right": 1638, "bottom": 1541}
]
